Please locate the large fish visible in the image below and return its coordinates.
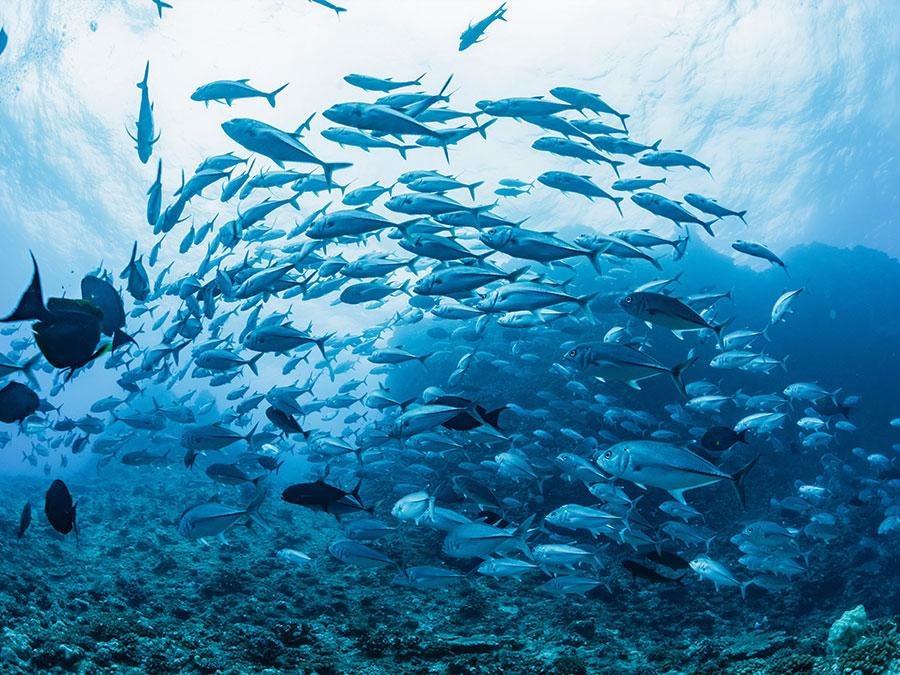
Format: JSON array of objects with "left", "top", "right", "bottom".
[
  {"left": 564, "top": 342, "right": 696, "bottom": 397},
  {"left": 80, "top": 275, "right": 135, "bottom": 351},
  {"left": 221, "top": 117, "right": 350, "bottom": 186},
  {"left": 0, "top": 382, "right": 39, "bottom": 424},
  {"left": 45, "top": 479, "right": 77, "bottom": 540},
  {"left": 596, "top": 440, "right": 758, "bottom": 507},
  {"left": 618, "top": 291, "right": 729, "bottom": 348},
  {"left": 2, "top": 256, "right": 110, "bottom": 376}
]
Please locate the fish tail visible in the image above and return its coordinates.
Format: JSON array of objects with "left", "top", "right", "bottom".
[
  {"left": 610, "top": 159, "right": 624, "bottom": 178},
  {"left": 669, "top": 354, "right": 698, "bottom": 398},
  {"left": 477, "top": 118, "right": 496, "bottom": 139},
  {"left": 619, "top": 114, "right": 629, "bottom": 132},
  {"left": 673, "top": 233, "right": 690, "bottom": 261},
  {"left": 575, "top": 291, "right": 599, "bottom": 321},
  {"left": 712, "top": 318, "right": 732, "bottom": 350},
  {"left": 613, "top": 196, "right": 624, "bottom": 217},
  {"left": 20, "top": 354, "right": 41, "bottom": 390},
  {"left": 467, "top": 180, "right": 484, "bottom": 200},
  {"left": 512, "top": 514, "right": 536, "bottom": 557},
  {"left": 586, "top": 250, "right": 603, "bottom": 275},
  {"left": 246, "top": 353, "right": 263, "bottom": 376},
  {"left": 321, "top": 161, "right": 352, "bottom": 189},
  {"left": 246, "top": 480, "right": 272, "bottom": 533},
  {"left": 294, "top": 112, "right": 315, "bottom": 135},
  {"left": 266, "top": 82, "right": 289, "bottom": 108},
  {"left": 112, "top": 328, "right": 136, "bottom": 351},
  {"left": 737, "top": 209, "right": 748, "bottom": 225},
  {"left": 243, "top": 423, "right": 259, "bottom": 449},
  {"left": 438, "top": 136, "right": 451, "bottom": 164},
  {"left": 501, "top": 266, "right": 526, "bottom": 283},
  {"left": 650, "top": 138, "right": 662, "bottom": 151},
  {"left": 316, "top": 332, "right": 335, "bottom": 360},
  {"left": 483, "top": 406, "right": 507, "bottom": 431},
  {"left": 3, "top": 253, "right": 46, "bottom": 322},
  {"left": 700, "top": 219, "right": 717, "bottom": 237},
  {"left": 730, "top": 455, "right": 759, "bottom": 510},
  {"left": 137, "top": 61, "right": 149, "bottom": 89}
]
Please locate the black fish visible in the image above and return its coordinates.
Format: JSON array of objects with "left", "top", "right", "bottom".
[
  {"left": 265, "top": 405, "right": 305, "bottom": 435},
  {"left": 700, "top": 426, "right": 748, "bottom": 452},
  {"left": 18, "top": 502, "right": 32, "bottom": 539},
  {"left": 433, "top": 395, "right": 505, "bottom": 431},
  {"left": 0, "top": 382, "right": 40, "bottom": 423},
  {"left": 54, "top": 419, "right": 77, "bottom": 432},
  {"left": 811, "top": 395, "right": 852, "bottom": 419},
  {"left": 645, "top": 550, "right": 691, "bottom": 571},
  {"left": 80, "top": 275, "right": 135, "bottom": 351},
  {"left": 71, "top": 436, "right": 89, "bottom": 454},
  {"left": 281, "top": 480, "right": 371, "bottom": 517},
  {"left": 622, "top": 560, "right": 683, "bottom": 584},
  {"left": 258, "top": 456, "right": 285, "bottom": 473},
  {"left": 452, "top": 475, "right": 503, "bottom": 510},
  {"left": 184, "top": 448, "right": 198, "bottom": 471},
  {"left": 35, "top": 298, "right": 109, "bottom": 372},
  {"left": 2, "top": 257, "right": 109, "bottom": 375},
  {"left": 476, "top": 510, "right": 508, "bottom": 528},
  {"left": 45, "top": 479, "right": 77, "bottom": 541},
  {"left": 119, "top": 242, "right": 151, "bottom": 302}
]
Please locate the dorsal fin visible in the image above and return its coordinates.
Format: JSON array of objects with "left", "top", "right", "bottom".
[{"left": 2, "top": 253, "right": 47, "bottom": 322}]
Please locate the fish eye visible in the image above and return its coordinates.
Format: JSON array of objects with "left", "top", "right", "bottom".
[
  {"left": 625, "top": 296, "right": 633, "bottom": 304},
  {"left": 568, "top": 349, "right": 576, "bottom": 357},
  {"left": 604, "top": 451, "right": 612, "bottom": 459}
]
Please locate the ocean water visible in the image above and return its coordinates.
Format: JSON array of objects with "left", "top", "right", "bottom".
[{"left": 1, "top": 2, "right": 900, "bottom": 674}]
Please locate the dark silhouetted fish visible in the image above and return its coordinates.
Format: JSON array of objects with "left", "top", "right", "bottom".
[
  {"left": 622, "top": 560, "right": 683, "bottom": 584},
  {"left": 2, "top": 256, "right": 109, "bottom": 376},
  {"left": 18, "top": 502, "right": 31, "bottom": 539},
  {"left": 80, "top": 275, "right": 135, "bottom": 351},
  {"left": 700, "top": 426, "right": 748, "bottom": 453},
  {"left": 0, "top": 382, "right": 40, "bottom": 424},
  {"left": 45, "top": 479, "right": 77, "bottom": 541},
  {"left": 431, "top": 395, "right": 504, "bottom": 431},
  {"left": 281, "top": 480, "right": 371, "bottom": 517},
  {"left": 645, "top": 550, "right": 691, "bottom": 571}
]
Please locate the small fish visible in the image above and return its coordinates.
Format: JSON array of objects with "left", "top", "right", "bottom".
[
  {"left": 18, "top": 502, "right": 32, "bottom": 539},
  {"left": 191, "top": 79, "right": 289, "bottom": 108},
  {"left": 459, "top": 2, "right": 507, "bottom": 51}
]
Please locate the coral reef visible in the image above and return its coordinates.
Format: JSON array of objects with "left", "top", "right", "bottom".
[{"left": 3, "top": 474, "right": 900, "bottom": 674}]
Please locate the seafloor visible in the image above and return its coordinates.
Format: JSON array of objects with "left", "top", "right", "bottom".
[{"left": 1, "top": 472, "right": 898, "bottom": 675}]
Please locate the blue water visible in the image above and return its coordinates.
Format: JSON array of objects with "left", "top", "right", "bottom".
[{"left": 1, "top": 2, "right": 899, "bottom": 674}]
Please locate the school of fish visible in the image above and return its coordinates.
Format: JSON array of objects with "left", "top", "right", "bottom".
[{"left": 2, "top": 3, "right": 896, "bottom": 605}]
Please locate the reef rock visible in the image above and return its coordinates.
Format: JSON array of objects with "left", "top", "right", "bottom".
[{"left": 827, "top": 605, "right": 867, "bottom": 653}]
